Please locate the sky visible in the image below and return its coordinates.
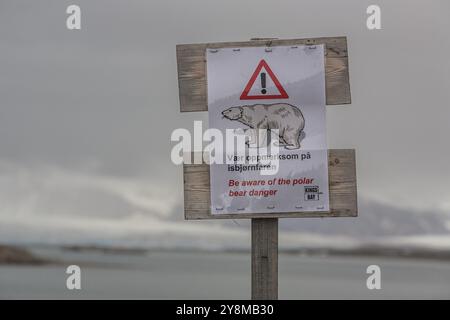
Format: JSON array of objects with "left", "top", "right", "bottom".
[{"left": 0, "top": 0, "right": 449, "bottom": 248}]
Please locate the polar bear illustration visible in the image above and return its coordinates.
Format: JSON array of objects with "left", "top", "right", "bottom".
[{"left": 221, "top": 103, "right": 305, "bottom": 150}]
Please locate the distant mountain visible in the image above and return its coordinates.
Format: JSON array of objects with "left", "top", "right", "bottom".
[
  {"left": 168, "top": 198, "right": 450, "bottom": 250},
  {"left": 279, "top": 199, "right": 450, "bottom": 238},
  {"left": 1, "top": 196, "right": 449, "bottom": 252}
]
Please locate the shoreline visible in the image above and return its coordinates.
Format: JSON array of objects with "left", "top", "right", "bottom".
[{"left": 2, "top": 243, "right": 450, "bottom": 266}]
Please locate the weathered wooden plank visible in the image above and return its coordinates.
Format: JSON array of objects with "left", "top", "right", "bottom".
[
  {"left": 176, "top": 36, "right": 351, "bottom": 112},
  {"left": 252, "top": 218, "right": 278, "bottom": 300},
  {"left": 183, "top": 149, "right": 357, "bottom": 219}
]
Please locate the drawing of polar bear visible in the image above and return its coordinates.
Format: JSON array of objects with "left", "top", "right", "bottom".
[{"left": 221, "top": 103, "right": 305, "bottom": 150}]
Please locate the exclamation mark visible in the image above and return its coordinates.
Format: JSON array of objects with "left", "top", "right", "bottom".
[{"left": 260, "top": 72, "right": 267, "bottom": 94}]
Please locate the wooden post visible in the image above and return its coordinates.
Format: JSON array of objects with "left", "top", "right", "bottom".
[
  {"left": 251, "top": 218, "right": 278, "bottom": 300},
  {"left": 248, "top": 38, "right": 278, "bottom": 301}
]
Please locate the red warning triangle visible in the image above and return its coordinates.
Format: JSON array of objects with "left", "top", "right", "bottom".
[{"left": 240, "top": 59, "right": 289, "bottom": 100}]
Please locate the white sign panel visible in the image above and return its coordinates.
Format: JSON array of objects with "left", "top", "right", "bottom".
[{"left": 207, "top": 45, "right": 329, "bottom": 215}]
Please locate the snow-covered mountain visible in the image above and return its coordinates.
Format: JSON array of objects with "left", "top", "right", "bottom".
[{"left": 280, "top": 199, "right": 450, "bottom": 237}]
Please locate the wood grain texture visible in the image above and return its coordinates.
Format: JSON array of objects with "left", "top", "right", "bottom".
[
  {"left": 252, "top": 218, "right": 278, "bottom": 300},
  {"left": 183, "top": 149, "right": 357, "bottom": 220},
  {"left": 176, "top": 36, "right": 351, "bottom": 112}
]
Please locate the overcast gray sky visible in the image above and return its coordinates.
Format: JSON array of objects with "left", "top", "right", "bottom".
[{"left": 0, "top": 0, "right": 449, "bottom": 246}]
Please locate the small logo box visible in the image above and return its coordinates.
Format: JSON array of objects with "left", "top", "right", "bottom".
[{"left": 304, "top": 186, "right": 320, "bottom": 201}]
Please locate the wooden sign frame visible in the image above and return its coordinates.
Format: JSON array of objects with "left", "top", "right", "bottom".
[
  {"left": 177, "top": 36, "right": 357, "bottom": 220},
  {"left": 176, "top": 36, "right": 351, "bottom": 112},
  {"left": 184, "top": 150, "right": 357, "bottom": 220}
]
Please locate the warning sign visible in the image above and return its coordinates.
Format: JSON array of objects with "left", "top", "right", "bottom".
[
  {"left": 206, "top": 45, "right": 330, "bottom": 215},
  {"left": 240, "top": 59, "right": 289, "bottom": 100}
]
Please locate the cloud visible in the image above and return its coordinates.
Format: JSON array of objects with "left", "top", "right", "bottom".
[
  {"left": 0, "top": 160, "right": 179, "bottom": 222},
  {"left": 1, "top": 1, "right": 450, "bottom": 251}
]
